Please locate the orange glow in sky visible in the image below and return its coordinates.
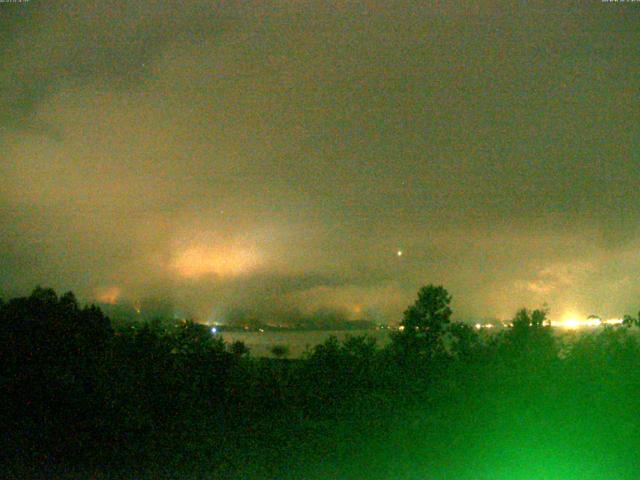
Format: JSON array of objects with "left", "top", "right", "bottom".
[
  {"left": 170, "top": 244, "right": 260, "bottom": 279},
  {"left": 95, "top": 286, "right": 121, "bottom": 304}
]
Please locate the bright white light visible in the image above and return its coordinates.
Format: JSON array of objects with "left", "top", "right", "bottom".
[
  {"left": 562, "top": 318, "right": 581, "bottom": 329},
  {"left": 549, "top": 315, "right": 610, "bottom": 329},
  {"left": 474, "top": 322, "right": 495, "bottom": 330},
  {"left": 585, "top": 317, "right": 602, "bottom": 328},
  {"left": 549, "top": 311, "right": 587, "bottom": 329},
  {"left": 605, "top": 318, "right": 624, "bottom": 326},
  {"left": 210, "top": 326, "right": 218, "bottom": 334},
  {"left": 397, "top": 250, "right": 403, "bottom": 257}
]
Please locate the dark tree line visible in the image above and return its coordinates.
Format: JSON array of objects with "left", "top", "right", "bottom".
[{"left": 2, "top": 285, "right": 640, "bottom": 479}]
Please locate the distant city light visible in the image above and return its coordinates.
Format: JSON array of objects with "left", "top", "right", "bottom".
[
  {"left": 473, "top": 317, "right": 626, "bottom": 331},
  {"left": 475, "top": 323, "right": 494, "bottom": 330},
  {"left": 397, "top": 250, "right": 403, "bottom": 257},
  {"left": 549, "top": 316, "right": 624, "bottom": 329},
  {"left": 211, "top": 326, "right": 218, "bottom": 334},
  {"left": 558, "top": 317, "right": 581, "bottom": 329},
  {"left": 605, "top": 318, "right": 624, "bottom": 326}
]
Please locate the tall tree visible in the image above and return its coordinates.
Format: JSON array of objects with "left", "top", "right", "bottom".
[
  {"left": 391, "top": 285, "right": 453, "bottom": 361},
  {"left": 401, "top": 285, "right": 453, "bottom": 334},
  {"left": 504, "top": 307, "right": 556, "bottom": 365}
]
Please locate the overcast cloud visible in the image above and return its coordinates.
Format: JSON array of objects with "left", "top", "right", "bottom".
[{"left": 1, "top": 1, "right": 639, "bottom": 322}]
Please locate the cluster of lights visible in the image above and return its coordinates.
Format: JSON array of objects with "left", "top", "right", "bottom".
[
  {"left": 551, "top": 317, "right": 624, "bottom": 329},
  {"left": 366, "top": 317, "right": 627, "bottom": 334},
  {"left": 474, "top": 323, "right": 495, "bottom": 330},
  {"left": 471, "top": 317, "right": 626, "bottom": 331}
]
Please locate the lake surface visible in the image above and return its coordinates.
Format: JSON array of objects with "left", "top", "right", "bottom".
[{"left": 219, "top": 329, "right": 391, "bottom": 358}]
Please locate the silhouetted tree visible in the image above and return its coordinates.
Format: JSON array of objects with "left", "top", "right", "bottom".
[
  {"left": 622, "top": 311, "right": 640, "bottom": 328},
  {"left": 16, "top": 282, "right": 640, "bottom": 480},
  {"left": 168, "top": 319, "right": 226, "bottom": 355},
  {"left": 511, "top": 307, "right": 547, "bottom": 330},
  {"left": 402, "top": 285, "right": 452, "bottom": 333},
  {"left": 271, "top": 344, "right": 290, "bottom": 359},
  {"left": 342, "top": 334, "right": 377, "bottom": 359},
  {"left": 502, "top": 307, "right": 557, "bottom": 365},
  {"left": 390, "top": 285, "right": 452, "bottom": 362},
  {"left": 0, "top": 287, "right": 117, "bottom": 464},
  {"left": 230, "top": 340, "right": 250, "bottom": 357},
  {"left": 447, "top": 321, "right": 480, "bottom": 359}
]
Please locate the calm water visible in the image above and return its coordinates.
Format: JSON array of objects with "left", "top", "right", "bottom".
[{"left": 219, "top": 329, "right": 391, "bottom": 358}]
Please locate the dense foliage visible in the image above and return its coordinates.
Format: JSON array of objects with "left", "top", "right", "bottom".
[{"left": 2, "top": 286, "right": 640, "bottom": 479}]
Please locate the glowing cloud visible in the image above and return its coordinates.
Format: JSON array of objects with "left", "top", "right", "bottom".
[
  {"left": 170, "top": 244, "right": 260, "bottom": 279},
  {"left": 95, "top": 286, "right": 121, "bottom": 304}
]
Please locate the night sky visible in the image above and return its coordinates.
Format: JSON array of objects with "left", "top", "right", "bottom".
[{"left": 1, "top": 1, "right": 639, "bottom": 324}]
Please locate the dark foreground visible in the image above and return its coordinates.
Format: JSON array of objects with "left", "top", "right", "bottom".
[{"left": 3, "top": 287, "right": 640, "bottom": 479}]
